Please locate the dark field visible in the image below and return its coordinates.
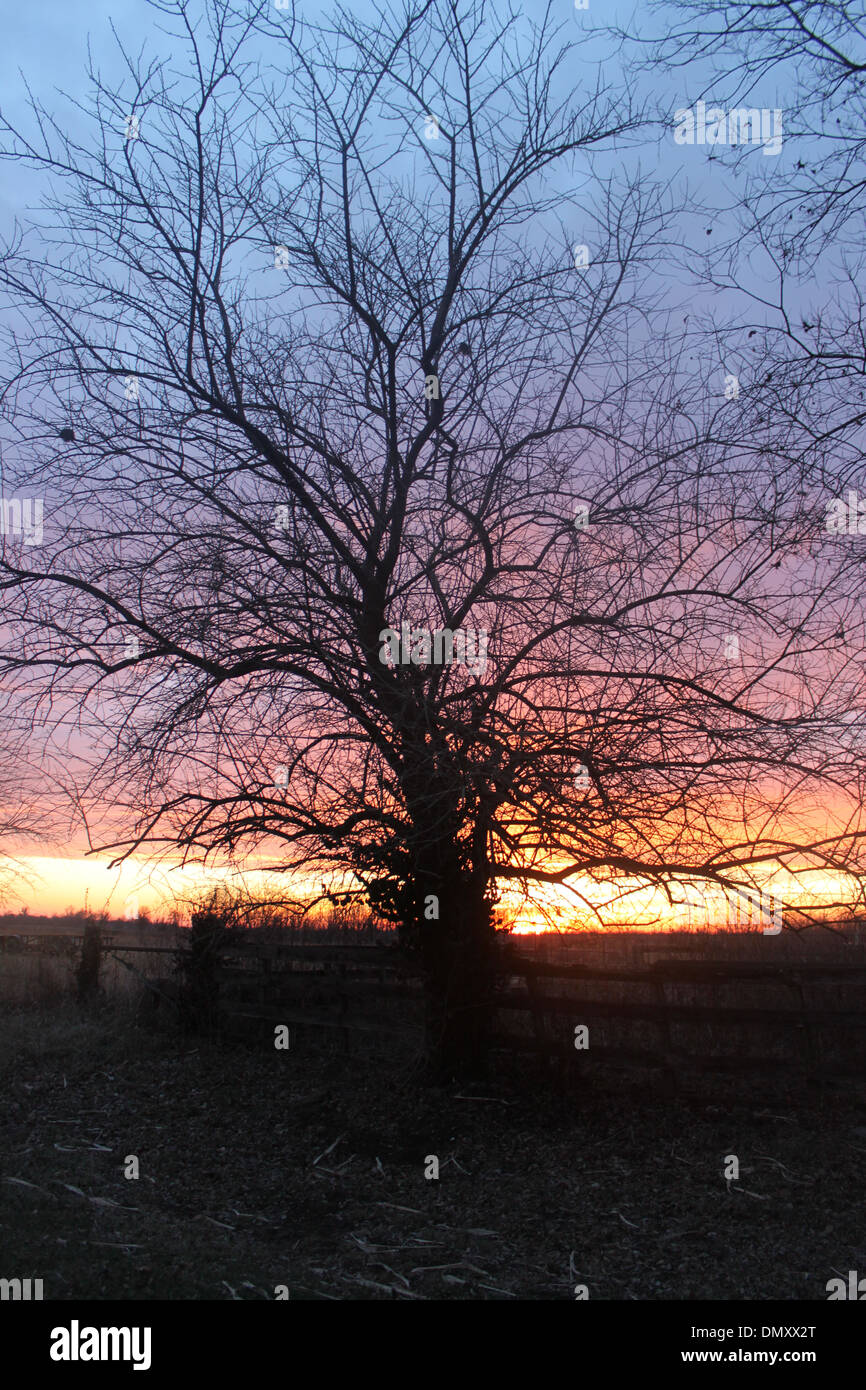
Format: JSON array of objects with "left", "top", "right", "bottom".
[{"left": 2, "top": 994, "right": 865, "bottom": 1301}]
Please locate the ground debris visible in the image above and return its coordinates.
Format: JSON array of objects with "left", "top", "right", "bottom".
[{"left": 1, "top": 1010, "right": 863, "bottom": 1299}]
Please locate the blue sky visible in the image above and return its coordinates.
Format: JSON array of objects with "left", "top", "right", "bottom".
[
  {"left": 0, "top": 1, "right": 841, "bottom": 919},
  {"left": 0, "top": 0, "right": 801, "bottom": 250}
]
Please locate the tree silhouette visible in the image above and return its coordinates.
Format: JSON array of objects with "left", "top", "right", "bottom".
[{"left": 0, "top": 0, "right": 864, "bottom": 1078}]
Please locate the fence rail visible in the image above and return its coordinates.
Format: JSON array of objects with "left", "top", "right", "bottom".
[
  {"left": 211, "top": 937, "right": 866, "bottom": 1079},
  {"left": 12, "top": 926, "right": 866, "bottom": 1081}
]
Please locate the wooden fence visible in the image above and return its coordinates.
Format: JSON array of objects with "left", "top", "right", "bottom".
[
  {"left": 132, "top": 933, "right": 866, "bottom": 1082},
  {"left": 0, "top": 932, "right": 116, "bottom": 954},
  {"left": 490, "top": 951, "right": 866, "bottom": 1083},
  {"left": 16, "top": 925, "right": 866, "bottom": 1084}
]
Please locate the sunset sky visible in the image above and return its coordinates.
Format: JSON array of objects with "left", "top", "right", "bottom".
[
  {"left": 5, "top": 850, "right": 856, "bottom": 936},
  {"left": 0, "top": 0, "right": 862, "bottom": 934}
]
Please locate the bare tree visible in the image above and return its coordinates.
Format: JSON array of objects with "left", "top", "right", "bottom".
[
  {"left": 0, "top": 0, "right": 863, "bottom": 1078},
  {"left": 630, "top": 2, "right": 866, "bottom": 393},
  {"left": 624, "top": 0, "right": 866, "bottom": 811},
  {"left": 641, "top": 1, "right": 866, "bottom": 98},
  {"left": 0, "top": 700, "right": 53, "bottom": 907}
]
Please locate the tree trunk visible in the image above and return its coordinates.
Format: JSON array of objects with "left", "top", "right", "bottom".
[{"left": 418, "top": 882, "right": 497, "bottom": 1083}]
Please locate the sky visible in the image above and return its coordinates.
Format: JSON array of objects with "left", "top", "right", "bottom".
[{"left": 0, "top": 0, "right": 850, "bottom": 926}]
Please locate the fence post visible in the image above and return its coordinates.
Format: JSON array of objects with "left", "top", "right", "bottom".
[
  {"left": 76, "top": 922, "right": 101, "bottom": 1003},
  {"left": 185, "top": 911, "right": 225, "bottom": 1033}
]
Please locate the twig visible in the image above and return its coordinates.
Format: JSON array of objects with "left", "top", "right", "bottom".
[
  {"left": 5, "top": 1177, "right": 60, "bottom": 1200},
  {"left": 755, "top": 1154, "right": 813, "bottom": 1184},
  {"left": 436, "top": 1225, "right": 499, "bottom": 1236},
  {"left": 348, "top": 1275, "right": 422, "bottom": 1299},
  {"left": 453, "top": 1095, "right": 514, "bottom": 1105},
  {"left": 87, "top": 1241, "right": 145, "bottom": 1249},
  {"left": 373, "top": 1262, "right": 411, "bottom": 1289},
  {"left": 313, "top": 1133, "right": 346, "bottom": 1166}
]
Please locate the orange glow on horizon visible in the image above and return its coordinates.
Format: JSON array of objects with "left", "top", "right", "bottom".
[{"left": 1, "top": 854, "right": 859, "bottom": 933}]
